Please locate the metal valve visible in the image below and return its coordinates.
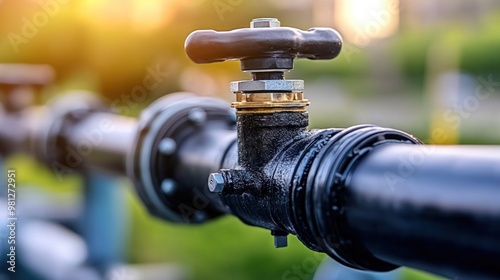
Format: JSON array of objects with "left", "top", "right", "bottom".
[
  {"left": 185, "top": 18, "right": 342, "bottom": 114},
  {"left": 185, "top": 18, "right": 342, "bottom": 72}
]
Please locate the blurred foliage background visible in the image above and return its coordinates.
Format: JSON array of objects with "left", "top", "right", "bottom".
[{"left": 1, "top": 0, "right": 500, "bottom": 279}]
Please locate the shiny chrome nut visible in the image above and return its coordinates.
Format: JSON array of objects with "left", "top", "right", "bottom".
[
  {"left": 158, "top": 138, "right": 176, "bottom": 155},
  {"left": 188, "top": 108, "right": 207, "bottom": 125},
  {"left": 230, "top": 80, "right": 304, "bottom": 93},
  {"left": 251, "top": 18, "right": 280, "bottom": 28},
  {"left": 161, "top": 178, "right": 177, "bottom": 195},
  {"left": 208, "top": 173, "right": 225, "bottom": 193}
]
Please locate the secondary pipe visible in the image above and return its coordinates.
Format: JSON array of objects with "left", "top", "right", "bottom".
[
  {"left": 64, "top": 112, "right": 137, "bottom": 174},
  {"left": 0, "top": 91, "right": 137, "bottom": 175}
]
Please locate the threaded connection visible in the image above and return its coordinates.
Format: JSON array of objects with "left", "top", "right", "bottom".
[{"left": 231, "top": 92, "right": 309, "bottom": 114}]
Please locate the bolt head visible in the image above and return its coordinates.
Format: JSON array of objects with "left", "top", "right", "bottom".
[
  {"left": 159, "top": 138, "right": 176, "bottom": 155},
  {"left": 251, "top": 18, "right": 281, "bottom": 28},
  {"left": 271, "top": 230, "right": 288, "bottom": 248},
  {"left": 208, "top": 173, "right": 225, "bottom": 193},
  {"left": 274, "top": 235, "right": 288, "bottom": 248},
  {"left": 188, "top": 108, "right": 207, "bottom": 126},
  {"left": 161, "top": 178, "right": 176, "bottom": 195}
]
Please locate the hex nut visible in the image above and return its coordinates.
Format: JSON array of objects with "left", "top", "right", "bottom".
[
  {"left": 161, "top": 178, "right": 176, "bottom": 195},
  {"left": 274, "top": 235, "right": 288, "bottom": 248},
  {"left": 251, "top": 18, "right": 281, "bottom": 28},
  {"left": 188, "top": 108, "right": 207, "bottom": 125},
  {"left": 158, "top": 138, "right": 176, "bottom": 155},
  {"left": 230, "top": 80, "right": 304, "bottom": 92},
  {"left": 208, "top": 173, "right": 225, "bottom": 193}
]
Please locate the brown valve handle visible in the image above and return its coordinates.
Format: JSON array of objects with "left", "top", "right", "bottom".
[{"left": 184, "top": 26, "right": 342, "bottom": 71}]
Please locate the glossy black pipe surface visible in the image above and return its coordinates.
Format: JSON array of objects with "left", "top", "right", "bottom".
[
  {"left": 345, "top": 144, "right": 500, "bottom": 279},
  {"left": 65, "top": 113, "right": 137, "bottom": 174}
]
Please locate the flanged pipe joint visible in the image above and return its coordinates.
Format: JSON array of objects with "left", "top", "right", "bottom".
[{"left": 128, "top": 18, "right": 500, "bottom": 280}]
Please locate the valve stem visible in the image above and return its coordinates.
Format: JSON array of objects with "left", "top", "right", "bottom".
[{"left": 230, "top": 18, "right": 310, "bottom": 114}]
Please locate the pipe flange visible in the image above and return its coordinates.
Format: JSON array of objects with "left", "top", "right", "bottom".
[
  {"left": 128, "top": 92, "right": 235, "bottom": 223},
  {"left": 305, "top": 125, "right": 421, "bottom": 271}
]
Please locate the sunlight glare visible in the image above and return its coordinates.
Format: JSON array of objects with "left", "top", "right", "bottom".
[
  {"left": 334, "top": 0, "right": 399, "bottom": 43},
  {"left": 79, "top": 0, "right": 177, "bottom": 31}
]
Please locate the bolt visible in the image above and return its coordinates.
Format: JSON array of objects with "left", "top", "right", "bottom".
[
  {"left": 161, "top": 178, "right": 176, "bottom": 195},
  {"left": 159, "top": 138, "right": 176, "bottom": 155},
  {"left": 274, "top": 235, "right": 288, "bottom": 248},
  {"left": 188, "top": 108, "right": 207, "bottom": 126},
  {"left": 271, "top": 230, "right": 288, "bottom": 248},
  {"left": 208, "top": 173, "right": 225, "bottom": 193},
  {"left": 251, "top": 18, "right": 280, "bottom": 28}
]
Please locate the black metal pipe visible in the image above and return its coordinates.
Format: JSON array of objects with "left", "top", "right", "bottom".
[
  {"left": 0, "top": 112, "right": 30, "bottom": 156},
  {"left": 5, "top": 88, "right": 500, "bottom": 279},
  {"left": 65, "top": 113, "right": 137, "bottom": 174},
  {"left": 344, "top": 144, "right": 500, "bottom": 279},
  {"left": 31, "top": 94, "right": 500, "bottom": 279},
  {"left": 0, "top": 94, "right": 137, "bottom": 175}
]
